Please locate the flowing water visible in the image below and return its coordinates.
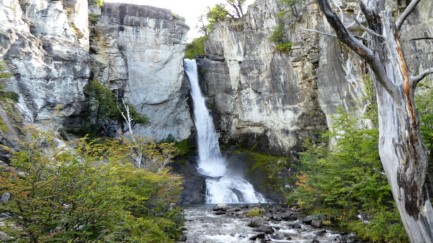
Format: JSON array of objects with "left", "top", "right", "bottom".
[
  {"left": 182, "top": 205, "right": 358, "bottom": 243},
  {"left": 184, "top": 59, "right": 266, "bottom": 204}
]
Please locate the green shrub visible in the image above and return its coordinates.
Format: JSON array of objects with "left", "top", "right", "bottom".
[
  {"left": 0, "top": 62, "right": 16, "bottom": 103},
  {"left": 270, "top": 21, "right": 292, "bottom": 53},
  {"left": 246, "top": 207, "right": 263, "bottom": 217},
  {"left": 275, "top": 41, "right": 292, "bottom": 53},
  {"left": 288, "top": 108, "right": 408, "bottom": 242},
  {"left": 88, "top": 13, "right": 99, "bottom": 24},
  {"left": 0, "top": 129, "right": 183, "bottom": 242},
  {"left": 174, "top": 139, "right": 191, "bottom": 156},
  {"left": 185, "top": 36, "right": 206, "bottom": 59},
  {"left": 84, "top": 80, "right": 148, "bottom": 133}
]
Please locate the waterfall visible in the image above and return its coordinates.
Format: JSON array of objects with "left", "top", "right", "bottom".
[{"left": 184, "top": 59, "right": 266, "bottom": 204}]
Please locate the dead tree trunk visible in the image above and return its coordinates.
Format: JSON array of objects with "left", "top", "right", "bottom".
[{"left": 316, "top": 0, "right": 433, "bottom": 241}]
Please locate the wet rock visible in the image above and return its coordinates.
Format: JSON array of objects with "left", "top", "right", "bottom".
[
  {"left": 290, "top": 222, "right": 302, "bottom": 229},
  {"left": 248, "top": 217, "right": 266, "bottom": 227},
  {"left": 271, "top": 213, "right": 282, "bottom": 221},
  {"left": 249, "top": 232, "right": 266, "bottom": 240},
  {"left": 281, "top": 211, "right": 299, "bottom": 221},
  {"left": 213, "top": 203, "right": 228, "bottom": 211},
  {"left": 213, "top": 204, "right": 229, "bottom": 215},
  {"left": 311, "top": 219, "right": 323, "bottom": 228},
  {"left": 302, "top": 215, "right": 319, "bottom": 225},
  {"left": 171, "top": 159, "right": 206, "bottom": 204},
  {"left": 270, "top": 233, "right": 286, "bottom": 240},
  {"left": 315, "top": 229, "right": 327, "bottom": 236},
  {"left": 177, "top": 234, "right": 187, "bottom": 242},
  {"left": 254, "top": 225, "right": 274, "bottom": 234}
]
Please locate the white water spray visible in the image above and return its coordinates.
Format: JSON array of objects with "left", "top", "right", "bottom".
[{"left": 184, "top": 59, "right": 266, "bottom": 204}]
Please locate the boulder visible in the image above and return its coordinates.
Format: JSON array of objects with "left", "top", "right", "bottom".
[
  {"left": 248, "top": 217, "right": 267, "bottom": 227},
  {"left": 254, "top": 225, "right": 274, "bottom": 234},
  {"left": 311, "top": 219, "right": 323, "bottom": 228}
]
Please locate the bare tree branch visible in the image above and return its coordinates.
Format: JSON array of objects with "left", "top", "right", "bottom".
[
  {"left": 411, "top": 68, "right": 433, "bottom": 87},
  {"left": 316, "top": 0, "right": 399, "bottom": 100},
  {"left": 353, "top": 18, "right": 384, "bottom": 38},
  {"left": 395, "top": 0, "right": 421, "bottom": 31},
  {"left": 316, "top": 0, "right": 374, "bottom": 59},
  {"left": 409, "top": 37, "right": 433, "bottom": 41},
  {"left": 299, "top": 27, "right": 336, "bottom": 37}
]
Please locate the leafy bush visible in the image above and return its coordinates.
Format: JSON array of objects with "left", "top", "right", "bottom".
[
  {"left": 0, "top": 62, "right": 17, "bottom": 103},
  {"left": 288, "top": 109, "right": 408, "bottom": 242},
  {"left": 270, "top": 21, "right": 292, "bottom": 53},
  {"left": 88, "top": 14, "right": 99, "bottom": 24},
  {"left": 246, "top": 207, "right": 263, "bottom": 217},
  {"left": 185, "top": 36, "right": 206, "bottom": 59},
  {"left": 275, "top": 41, "right": 292, "bottom": 53},
  {"left": 84, "top": 80, "right": 148, "bottom": 134},
  {"left": 0, "top": 129, "right": 183, "bottom": 242}
]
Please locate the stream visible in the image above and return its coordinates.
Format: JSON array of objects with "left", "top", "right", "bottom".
[
  {"left": 181, "top": 204, "right": 360, "bottom": 243},
  {"left": 182, "top": 59, "right": 359, "bottom": 242}
]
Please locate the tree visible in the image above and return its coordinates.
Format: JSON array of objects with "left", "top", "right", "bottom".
[
  {"left": 199, "top": 0, "right": 247, "bottom": 36},
  {"left": 226, "top": 0, "right": 246, "bottom": 18},
  {"left": 0, "top": 128, "right": 183, "bottom": 242},
  {"left": 84, "top": 80, "right": 147, "bottom": 136},
  {"left": 290, "top": 108, "right": 408, "bottom": 242},
  {"left": 206, "top": 3, "right": 231, "bottom": 33},
  {"left": 315, "top": 0, "right": 433, "bottom": 241}
]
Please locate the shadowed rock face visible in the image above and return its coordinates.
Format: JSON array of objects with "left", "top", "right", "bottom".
[
  {"left": 201, "top": 0, "right": 433, "bottom": 154},
  {"left": 91, "top": 3, "right": 193, "bottom": 141}
]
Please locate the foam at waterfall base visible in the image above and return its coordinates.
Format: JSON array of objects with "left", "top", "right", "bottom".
[{"left": 205, "top": 176, "right": 267, "bottom": 204}]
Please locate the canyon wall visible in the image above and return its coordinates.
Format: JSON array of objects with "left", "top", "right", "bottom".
[
  {"left": 201, "top": 0, "right": 433, "bottom": 154},
  {"left": 0, "top": 1, "right": 193, "bottom": 164}
]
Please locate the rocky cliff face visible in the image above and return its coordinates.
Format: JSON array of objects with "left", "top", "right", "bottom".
[
  {"left": 90, "top": 3, "right": 193, "bottom": 141},
  {"left": 202, "top": 0, "right": 433, "bottom": 154},
  {"left": 202, "top": 0, "right": 327, "bottom": 154},
  {"left": 0, "top": 0, "right": 91, "bottom": 162},
  {"left": 0, "top": 1, "right": 193, "bottom": 164},
  {"left": 0, "top": 0, "right": 90, "bottom": 129}
]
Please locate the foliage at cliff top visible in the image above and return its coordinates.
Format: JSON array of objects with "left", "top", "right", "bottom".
[
  {"left": 89, "top": 0, "right": 104, "bottom": 7},
  {"left": 197, "top": 0, "right": 246, "bottom": 36},
  {"left": 0, "top": 128, "right": 183, "bottom": 242},
  {"left": 185, "top": 36, "right": 206, "bottom": 59}
]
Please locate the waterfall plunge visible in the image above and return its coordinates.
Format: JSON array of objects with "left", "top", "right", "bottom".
[{"left": 184, "top": 59, "right": 266, "bottom": 204}]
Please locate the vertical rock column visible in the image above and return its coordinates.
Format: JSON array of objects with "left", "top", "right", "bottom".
[{"left": 91, "top": 3, "right": 193, "bottom": 141}]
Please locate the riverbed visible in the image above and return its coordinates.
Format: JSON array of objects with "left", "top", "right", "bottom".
[{"left": 180, "top": 204, "right": 360, "bottom": 243}]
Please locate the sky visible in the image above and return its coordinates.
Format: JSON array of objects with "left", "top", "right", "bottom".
[{"left": 105, "top": 0, "right": 255, "bottom": 40}]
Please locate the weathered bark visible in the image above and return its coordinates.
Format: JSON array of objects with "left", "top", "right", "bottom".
[{"left": 316, "top": 0, "right": 433, "bottom": 241}]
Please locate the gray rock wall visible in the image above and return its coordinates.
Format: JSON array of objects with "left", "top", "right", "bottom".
[
  {"left": 202, "top": 0, "right": 433, "bottom": 154},
  {"left": 91, "top": 3, "right": 193, "bottom": 141},
  {"left": 0, "top": 0, "right": 90, "bottom": 131},
  {"left": 202, "top": 0, "right": 328, "bottom": 154}
]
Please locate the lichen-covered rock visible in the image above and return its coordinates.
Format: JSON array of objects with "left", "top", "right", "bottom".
[{"left": 91, "top": 3, "right": 193, "bottom": 141}]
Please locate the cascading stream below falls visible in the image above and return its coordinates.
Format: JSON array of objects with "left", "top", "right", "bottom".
[{"left": 184, "top": 59, "right": 266, "bottom": 204}]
